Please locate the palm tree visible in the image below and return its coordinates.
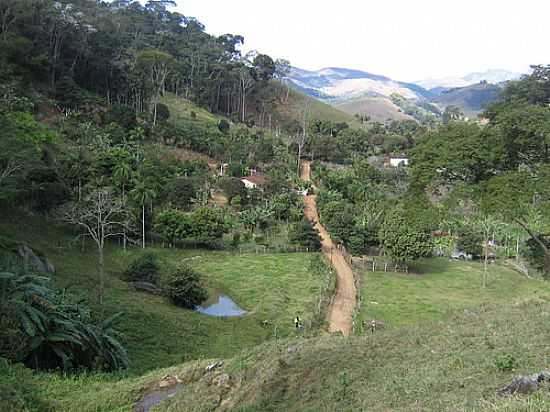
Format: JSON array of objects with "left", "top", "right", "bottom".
[
  {"left": 113, "top": 161, "right": 132, "bottom": 250},
  {"left": 130, "top": 176, "right": 157, "bottom": 249}
]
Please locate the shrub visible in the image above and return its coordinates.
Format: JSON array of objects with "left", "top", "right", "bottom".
[
  {"left": 0, "top": 271, "right": 128, "bottom": 372},
  {"left": 124, "top": 253, "right": 159, "bottom": 284},
  {"left": 457, "top": 230, "right": 483, "bottom": 257},
  {"left": 166, "top": 265, "right": 208, "bottom": 309},
  {"left": 495, "top": 354, "right": 518, "bottom": 372},
  {"left": 217, "top": 119, "right": 230, "bottom": 134},
  {"left": 219, "top": 177, "right": 246, "bottom": 203},
  {"left": 164, "top": 177, "right": 200, "bottom": 210},
  {"left": 290, "top": 218, "right": 322, "bottom": 251},
  {"left": 231, "top": 232, "right": 241, "bottom": 248},
  {"left": 155, "top": 103, "right": 170, "bottom": 122}
]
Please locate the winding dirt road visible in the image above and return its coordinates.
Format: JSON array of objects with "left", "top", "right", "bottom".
[{"left": 301, "top": 161, "right": 356, "bottom": 335}]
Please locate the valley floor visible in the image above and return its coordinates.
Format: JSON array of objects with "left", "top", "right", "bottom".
[{"left": 3, "top": 213, "right": 550, "bottom": 411}]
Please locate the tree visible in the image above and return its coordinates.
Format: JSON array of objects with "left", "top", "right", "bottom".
[
  {"left": 189, "top": 207, "right": 229, "bottom": 247},
  {"left": 457, "top": 229, "right": 483, "bottom": 258},
  {"left": 112, "top": 159, "right": 132, "bottom": 250},
  {"left": 296, "top": 100, "right": 310, "bottom": 176},
  {"left": 468, "top": 214, "right": 501, "bottom": 287},
  {"left": 253, "top": 54, "right": 275, "bottom": 82},
  {"left": 484, "top": 168, "right": 550, "bottom": 277},
  {"left": 238, "top": 67, "right": 254, "bottom": 123},
  {"left": 164, "top": 177, "right": 199, "bottom": 211},
  {"left": 130, "top": 176, "right": 157, "bottom": 249},
  {"left": 219, "top": 177, "right": 246, "bottom": 203},
  {"left": 58, "top": 188, "right": 130, "bottom": 304},
  {"left": 379, "top": 208, "right": 433, "bottom": 269},
  {"left": 442, "top": 105, "right": 464, "bottom": 124},
  {"left": 290, "top": 218, "right": 322, "bottom": 251},
  {"left": 135, "top": 49, "right": 175, "bottom": 126},
  {"left": 410, "top": 122, "right": 504, "bottom": 188}
]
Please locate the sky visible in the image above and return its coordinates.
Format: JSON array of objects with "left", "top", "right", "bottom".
[{"left": 172, "top": 0, "right": 550, "bottom": 82}]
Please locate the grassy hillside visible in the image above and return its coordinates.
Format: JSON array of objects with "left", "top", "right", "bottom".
[
  {"left": 162, "top": 94, "right": 223, "bottom": 126},
  {"left": 356, "top": 258, "right": 550, "bottom": 330},
  {"left": 0, "top": 212, "right": 332, "bottom": 374},
  {"left": 21, "top": 289, "right": 550, "bottom": 411},
  {"left": 335, "top": 96, "right": 414, "bottom": 122},
  {"left": 431, "top": 82, "right": 503, "bottom": 117},
  {"left": 271, "top": 83, "right": 362, "bottom": 128}
]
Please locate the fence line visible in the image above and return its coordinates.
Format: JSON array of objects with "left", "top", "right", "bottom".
[{"left": 352, "top": 256, "right": 409, "bottom": 273}]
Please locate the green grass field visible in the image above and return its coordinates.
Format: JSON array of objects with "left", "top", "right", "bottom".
[
  {"left": 0, "top": 213, "right": 331, "bottom": 374},
  {"left": 356, "top": 258, "right": 550, "bottom": 331}
]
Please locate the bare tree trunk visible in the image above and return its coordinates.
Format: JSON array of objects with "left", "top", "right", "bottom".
[
  {"left": 122, "top": 184, "right": 127, "bottom": 251},
  {"left": 98, "top": 244, "right": 104, "bottom": 305},
  {"left": 142, "top": 202, "right": 146, "bottom": 249},
  {"left": 483, "top": 236, "right": 488, "bottom": 288}
]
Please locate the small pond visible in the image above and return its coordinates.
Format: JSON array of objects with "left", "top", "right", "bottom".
[{"left": 195, "top": 292, "right": 247, "bottom": 317}]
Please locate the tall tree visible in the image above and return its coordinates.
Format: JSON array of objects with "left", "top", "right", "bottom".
[
  {"left": 130, "top": 175, "right": 157, "bottom": 249},
  {"left": 58, "top": 188, "right": 130, "bottom": 304}
]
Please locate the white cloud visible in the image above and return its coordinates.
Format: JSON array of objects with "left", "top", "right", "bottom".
[{"left": 173, "top": 0, "right": 549, "bottom": 81}]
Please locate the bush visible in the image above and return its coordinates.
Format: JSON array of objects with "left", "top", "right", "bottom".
[
  {"left": 155, "top": 103, "right": 170, "bottom": 122},
  {"left": 0, "top": 271, "right": 128, "bottom": 372},
  {"left": 164, "top": 177, "right": 200, "bottom": 210},
  {"left": 217, "top": 119, "right": 230, "bottom": 134},
  {"left": 219, "top": 177, "right": 246, "bottom": 203},
  {"left": 124, "top": 253, "right": 159, "bottom": 284},
  {"left": 231, "top": 232, "right": 241, "bottom": 248},
  {"left": 166, "top": 265, "right": 208, "bottom": 309},
  {"left": 495, "top": 353, "right": 518, "bottom": 372},
  {"left": 290, "top": 218, "right": 322, "bottom": 251},
  {"left": 457, "top": 230, "right": 483, "bottom": 257}
]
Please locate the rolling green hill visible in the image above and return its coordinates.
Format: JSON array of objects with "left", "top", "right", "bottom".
[
  {"left": 335, "top": 96, "right": 414, "bottom": 122},
  {"left": 269, "top": 83, "right": 363, "bottom": 128},
  {"left": 430, "top": 82, "right": 503, "bottom": 117}
]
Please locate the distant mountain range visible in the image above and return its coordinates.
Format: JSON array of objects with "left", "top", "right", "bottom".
[
  {"left": 285, "top": 67, "right": 523, "bottom": 121},
  {"left": 286, "top": 67, "right": 431, "bottom": 103},
  {"left": 416, "top": 69, "right": 522, "bottom": 92}
]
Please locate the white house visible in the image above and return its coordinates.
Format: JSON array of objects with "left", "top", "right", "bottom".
[
  {"left": 240, "top": 175, "right": 266, "bottom": 189},
  {"left": 389, "top": 157, "right": 409, "bottom": 167}
]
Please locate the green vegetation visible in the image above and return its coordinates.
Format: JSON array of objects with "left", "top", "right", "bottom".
[
  {"left": 165, "top": 265, "right": 208, "bottom": 309},
  {"left": 357, "top": 258, "right": 550, "bottom": 328},
  {"left": 0, "top": 269, "right": 128, "bottom": 372},
  {"left": 2, "top": 0, "right": 550, "bottom": 410},
  {"left": 289, "top": 218, "right": 322, "bottom": 251},
  {"left": 5, "top": 291, "right": 548, "bottom": 411},
  {"left": 123, "top": 253, "right": 160, "bottom": 284}
]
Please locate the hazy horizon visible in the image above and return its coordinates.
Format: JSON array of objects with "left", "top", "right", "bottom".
[{"left": 174, "top": 0, "right": 548, "bottom": 82}]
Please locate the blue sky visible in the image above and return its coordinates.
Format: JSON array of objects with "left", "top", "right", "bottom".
[{"left": 172, "top": 0, "right": 549, "bottom": 81}]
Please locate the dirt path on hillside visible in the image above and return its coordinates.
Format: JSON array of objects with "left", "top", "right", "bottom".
[{"left": 301, "top": 161, "right": 356, "bottom": 335}]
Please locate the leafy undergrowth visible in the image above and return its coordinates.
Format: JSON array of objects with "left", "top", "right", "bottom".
[
  {"left": 357, "top": 258, "right": 550, "bottom": 330},
  {"left": 17, "top": 296, "right": 550, "bottom": 411}
]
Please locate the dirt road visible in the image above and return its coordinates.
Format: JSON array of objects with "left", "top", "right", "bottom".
[{"left": 301, "top": 161, "right": 356, "bottom": 335}]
